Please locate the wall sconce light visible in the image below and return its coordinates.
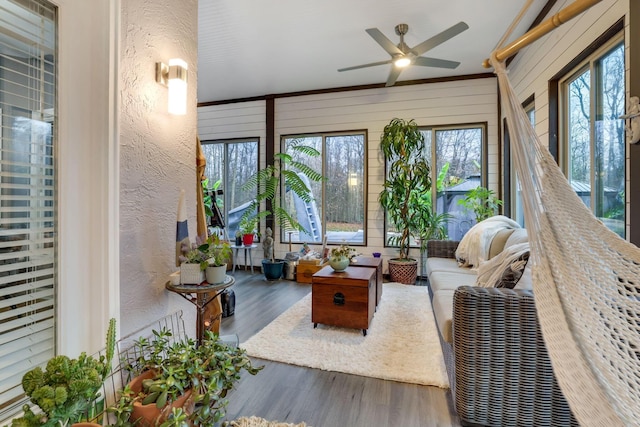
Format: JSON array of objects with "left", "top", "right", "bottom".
[{"left": 156, "top": 59, "right": 188, "bottom": 115}]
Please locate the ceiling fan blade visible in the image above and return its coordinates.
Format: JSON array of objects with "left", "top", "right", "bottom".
[
  {"left": 365, "top": 28, "right": 403, "bottom": 56},
  {"left": 413, "top": 56, "right": 460, "bottom": 69},
  {"left": 410, "top": 21, "right": 469, "bottom": 57},
  {"left": 338, "top": 59, "right": 392, "bottom": 72},
  {"left": 385, "top": 66, "right": 403, "bottom": 87}
]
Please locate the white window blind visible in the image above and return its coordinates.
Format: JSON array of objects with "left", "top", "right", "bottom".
[{"left": 0, "top": 0, "right": 57, "bottom": 418}]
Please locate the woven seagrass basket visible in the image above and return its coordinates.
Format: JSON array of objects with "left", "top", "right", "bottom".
[{"left": 388, "top": 259, "right": 418, "bottom": 284}]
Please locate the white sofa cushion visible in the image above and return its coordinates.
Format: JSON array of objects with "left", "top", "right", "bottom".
[
  {"left": 426, "top": 257, "right": 476, "bottom": 278},
  {"left": 429, "top": 270, "right": 477, "bottom": 293},
  {"left": 432, "top": 289, "right": 455, "bottom": 343},
  {"left": 504, "top": 228, "right": 528, "bottom": 248}
]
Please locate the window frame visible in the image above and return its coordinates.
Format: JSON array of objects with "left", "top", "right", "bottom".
[
  {"left": 383, "top": 122, "right": 487, "bottom": 248},
  {"left": 200, "top": 137, "right": 260, "bottom": 240},
  {"left": 280, "top": 130, "right": 368, "bottom": 246},
  {"left": 558, "top": 32, "right": 626, "bottom": 237}
]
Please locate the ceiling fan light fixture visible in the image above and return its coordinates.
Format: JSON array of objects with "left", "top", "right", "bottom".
[{"left": 394, "top": 56, "right": 411, "bottom": 68}]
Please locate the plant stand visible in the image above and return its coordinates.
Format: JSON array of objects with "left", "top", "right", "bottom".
[{"left": 165, "top": 276, "right": 235, "bottom": 345}]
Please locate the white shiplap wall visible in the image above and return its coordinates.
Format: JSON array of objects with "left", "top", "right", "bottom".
[
  {"left": 505, "top": 0, "right": 629, "bottom": 235},
  {"left": 198, "top": 78, "right": 498, "bottom": 268}
]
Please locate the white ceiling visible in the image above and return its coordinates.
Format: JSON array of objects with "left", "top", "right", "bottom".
[{"left": 197, "top": 0, "right": 549, "bottom": 103}]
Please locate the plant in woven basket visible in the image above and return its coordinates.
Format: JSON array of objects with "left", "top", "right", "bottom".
[{"left": 378, "top": 118, "right": 432, "bottom": 284}]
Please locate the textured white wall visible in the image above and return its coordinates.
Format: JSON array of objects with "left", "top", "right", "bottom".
[{"left": 119, "top": 0, "right": 199, "bottom": 337}]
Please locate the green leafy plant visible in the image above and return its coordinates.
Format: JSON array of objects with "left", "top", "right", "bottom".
[
  {"left": 238, "top": 215, "right": 259, "bottom": 236},
  {"left": 12, "top": 319, "right": 117, "bottom": 427},
  {"left": 201, "top": 178, "right": 222, "bottom": 219},
  {"left": 329, "top": 244, "right": 358, "bottom": 262},
  {"left": 113, "top": 328, "right": 262, "bottom": 427},
  {"left": 378, "top": 118, "right": 431, "bottom": 261},
  {"left": 178, "top": 242, "right": 211, "bottom": 271},
  {"left": 200, "top": 234, "right": 231, "bottom": 267},
  {"left": 240, "top": 141, "right": 324, "bottom": 237},
  {"left": 458, "top": 186, "right": 503, "bottom": 222}
]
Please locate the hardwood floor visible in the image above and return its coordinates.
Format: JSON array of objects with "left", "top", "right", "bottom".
[{"left": 218, "top": 270, "right": 462, "bottom": 427}]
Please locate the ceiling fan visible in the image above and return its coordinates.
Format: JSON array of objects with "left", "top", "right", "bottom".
[{"left": 338, "top": 21, "right": 469, "bottom": 87}]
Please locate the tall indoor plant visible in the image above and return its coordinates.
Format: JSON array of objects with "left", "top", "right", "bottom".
[
  {"left": 378, "top": 118, "right": 431, "bottom": 284},
  {"left": 241, "top": 141, "right": 324, "bottom": 280}
]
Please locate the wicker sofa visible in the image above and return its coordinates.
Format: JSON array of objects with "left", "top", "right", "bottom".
[{"left": 425, "top": 229, "right": 579, "bottom": 427}]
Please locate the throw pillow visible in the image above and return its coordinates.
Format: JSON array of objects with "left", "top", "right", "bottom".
[
  {"left": 494, "top": 251, "right": 529, "bottom": 289},
  {"left": 475, "top": 242, "right": 530, "bottom": 288}
]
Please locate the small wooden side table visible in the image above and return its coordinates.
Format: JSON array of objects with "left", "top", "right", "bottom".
[
  {"left": 165, "top": 275, "right": 234, "bottom": 345},
  {"left": 350, "top": 256, "right": 383, "bottom": 307}
]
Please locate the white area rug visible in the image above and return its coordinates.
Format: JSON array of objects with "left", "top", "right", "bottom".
[{"left": 241, "top": 283, "right": 449, "bottom": 388}]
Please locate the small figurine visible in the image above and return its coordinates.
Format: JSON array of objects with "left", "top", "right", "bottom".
[{"left": 262, "top": 227, "right": 274, "bottom": 260}]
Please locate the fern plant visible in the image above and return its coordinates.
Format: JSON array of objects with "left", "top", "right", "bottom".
[{"left": 240, "top": 142, "right": 324, "bottom": 238}]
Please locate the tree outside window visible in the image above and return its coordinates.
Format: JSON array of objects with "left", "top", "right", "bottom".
[
  {"left": 283, "top": 132, "right": 366, "bottom": 245},
  {"left": 201, "top": 139, "right": 259, "bottom": 238},
  {"left": 563, "top": 40, "right": 625, "bottom": 237}
]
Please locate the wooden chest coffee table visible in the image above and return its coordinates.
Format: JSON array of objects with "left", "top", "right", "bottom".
[{"left": 311, "top": 265, "right": 376, "bottom": 336}]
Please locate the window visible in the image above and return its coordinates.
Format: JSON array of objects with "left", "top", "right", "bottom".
[
  {"left": 0, "top": 0, "right": 57, "bottom": 417},
  {"left": 382, "top": 124, "right": 485, "bottom": 246},
  {"left": 201, "top": 139, "right": 259, "bottom": 239},
  {"left": 424, "top": 125, "right": 485, "bottom": 241},
  {"left": 282, "top": 132, "right": 366, "bottom": 245},
  {"left": 561, "top": 37, "right": 625, "bottom": 237}
]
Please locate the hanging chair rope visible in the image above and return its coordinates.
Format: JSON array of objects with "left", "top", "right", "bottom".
[{"left": 489, "top": 6, "right": 640, "bottom": 423}]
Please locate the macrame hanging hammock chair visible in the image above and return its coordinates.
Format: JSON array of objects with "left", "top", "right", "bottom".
[{"left": 489, "top": 1, "right": 640, "bottom": 426}]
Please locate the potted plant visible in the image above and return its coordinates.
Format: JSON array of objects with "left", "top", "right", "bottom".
[
  {"left": 458, "top": 185, "right": 503, "bottom": 222},
  {"left": 201, "top": 234, "right": 231, "bottom": 284},
  {"left": 328, "top": 244, "right": 358, "bottom": 272},
  {"left": 238, "top": 215, "right": 258, "bottom": 246},
  {"left": 12, "top": 319, "right": 117, "bottom": 427},
  {"left": 241, "top": 140, "right": 324, "bottom": 280},
  {"left": 177, "top": 241, "right": 210, "bottom": 285},
  {"left": 378, "top": 118, "right": 431, "bottom": 284},
  {"left": 111, "top": 328, "right": 262, "bottom": 427}
]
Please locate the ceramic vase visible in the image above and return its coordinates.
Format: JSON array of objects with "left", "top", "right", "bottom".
[
  {"left": 328, "top": 256, "right": 349, "bottom": 272},
  {"left": 205, "top": 264, "right": 226, "bottom": 284}
]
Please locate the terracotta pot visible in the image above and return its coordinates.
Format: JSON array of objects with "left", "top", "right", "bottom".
[{"left": 127, "top": 370, "right": 194, "bottom": 427}]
